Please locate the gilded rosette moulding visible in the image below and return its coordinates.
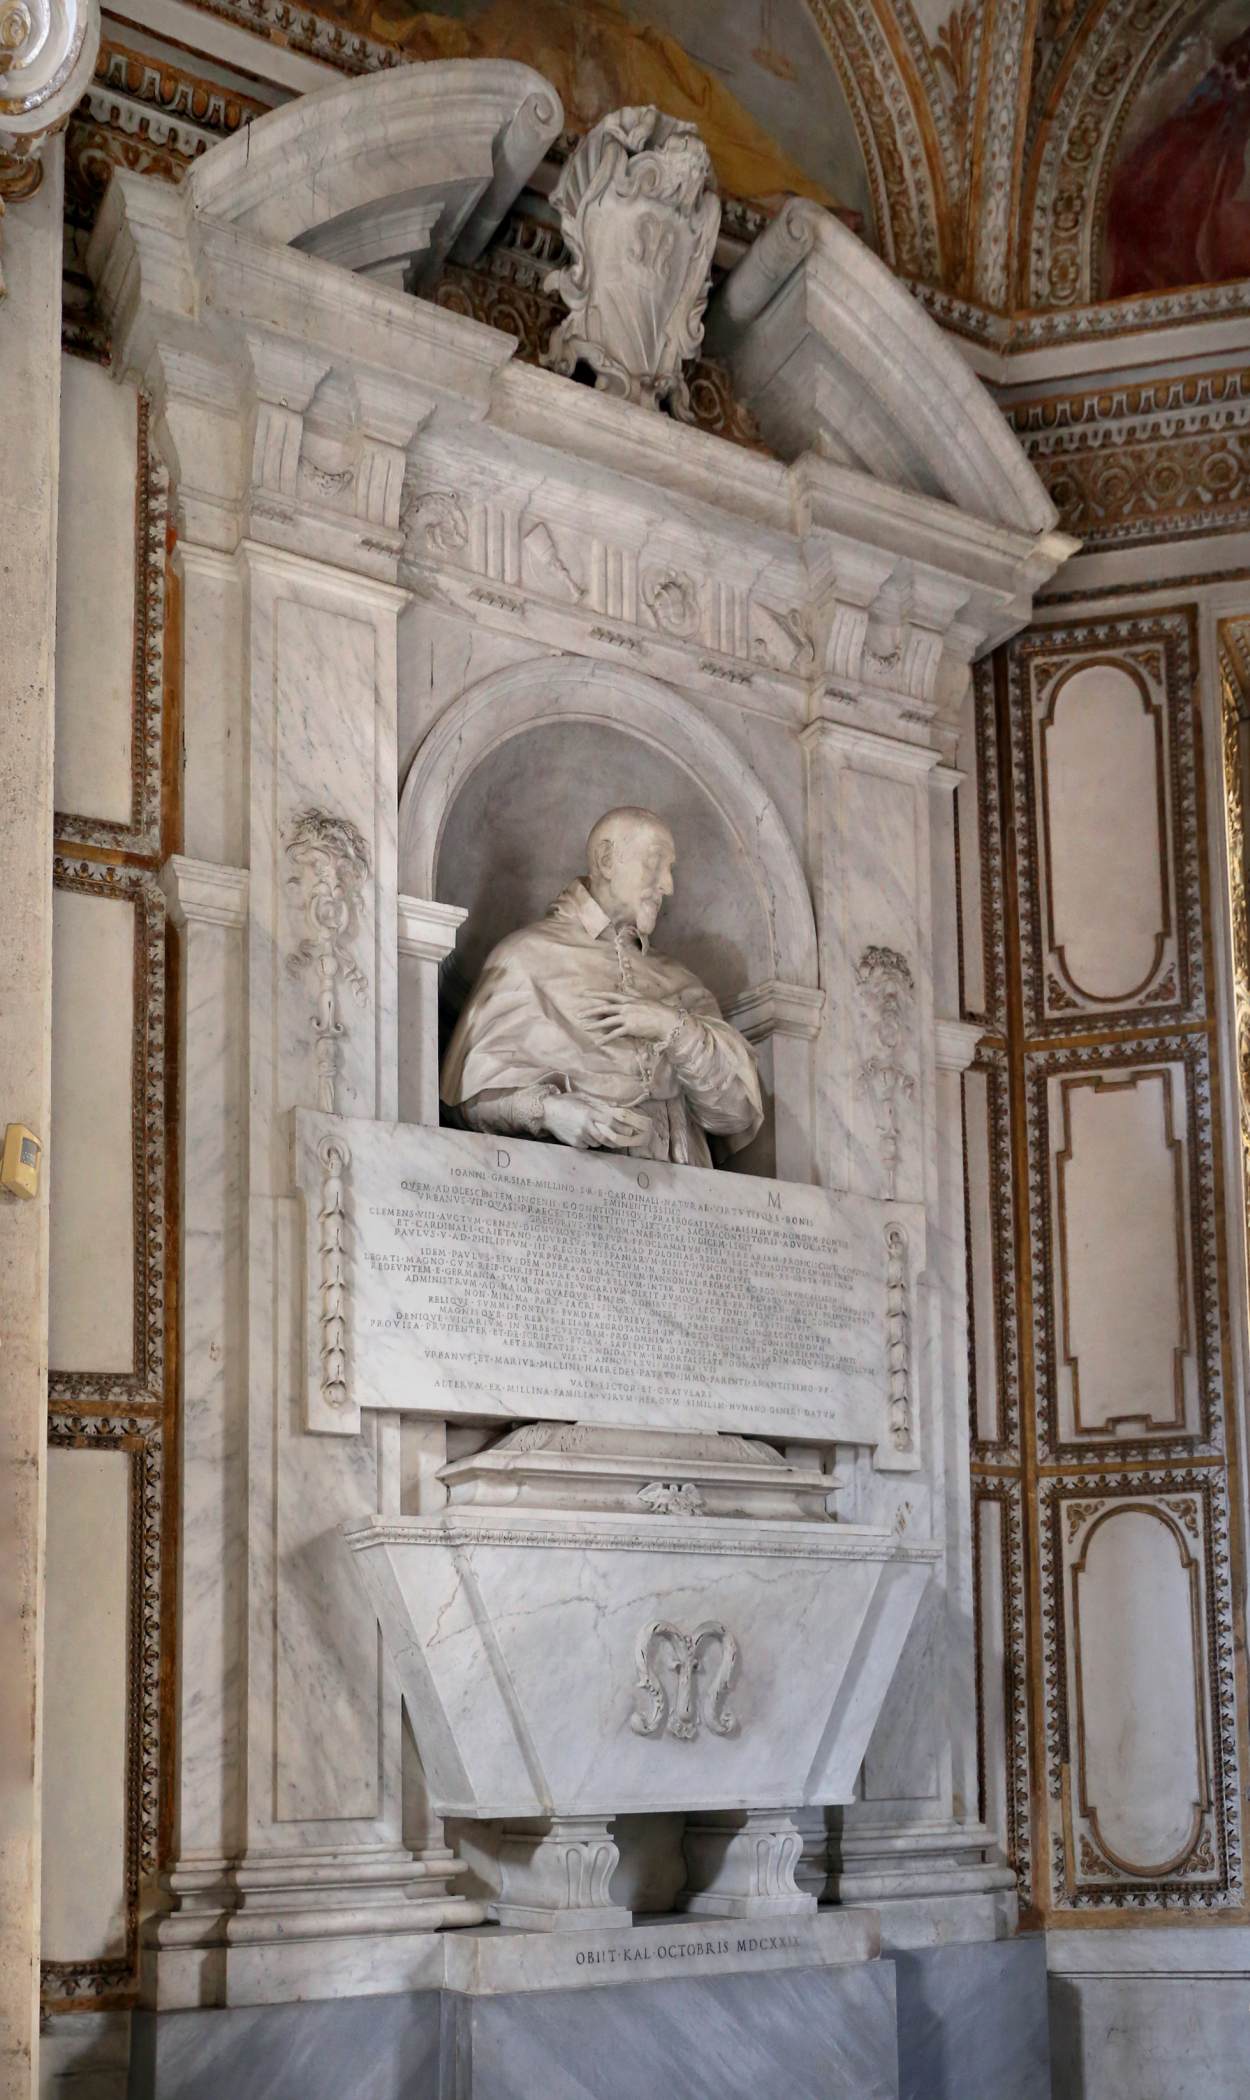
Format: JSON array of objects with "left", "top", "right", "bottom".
[{"left": 545, "top": 104, "right": 721, "bottom": 420}]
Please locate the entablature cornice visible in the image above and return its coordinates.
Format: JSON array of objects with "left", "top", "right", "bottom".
[{"left": 89, "top": 154, "right": 1071, "bottom": 663}]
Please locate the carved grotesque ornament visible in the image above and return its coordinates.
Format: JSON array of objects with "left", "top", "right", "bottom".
[{"left": 545, "top": 105, "right": 721, "bottom": 419}]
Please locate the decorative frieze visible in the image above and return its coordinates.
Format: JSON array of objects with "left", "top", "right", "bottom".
[
  {"left": 641, "top": 565, "right": 700, "bottom": 638},
  {"left": 402, "top": 488, "right": 467, "bottom": 556},
  {"left": 752, "top": 602, "right": 815, "bottom": 675},
  {"left": 1009, "top": 370, "right": 1250, "bottom": 550}
]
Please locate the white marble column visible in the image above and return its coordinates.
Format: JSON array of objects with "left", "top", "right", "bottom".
[{"left": 0, "top": 136, "right": 65, "bottom": 2100}]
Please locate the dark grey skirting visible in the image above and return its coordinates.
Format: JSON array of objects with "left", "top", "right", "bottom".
[
  {"left": 893, "top": 1934, "right": 1051, "bottom": 2100},
  {"left": 129, "top": 1959, "right": 899, "bottom": 2100}
]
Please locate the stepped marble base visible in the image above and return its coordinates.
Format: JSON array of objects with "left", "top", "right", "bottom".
[
  {"left": 128, "top": 1959, "right": 898, "bottom": 2100},
  {"left": 122, "top": 1925, "right": 1047, "bottom": 2100}
]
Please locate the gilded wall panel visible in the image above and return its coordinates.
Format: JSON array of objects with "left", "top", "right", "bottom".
[
  {"left": 53, "top": 385, "right": 168, "bottom": 855},
  {"left": 49, "top": 859, "right": 167, "bottom": 1412},
  {"left": 40, "top": 1414, "right": 163, "bottom": 2005},
  {"left": 976, "top": 597, "right": 1244, "bottom": 1925},
  {"left": 1026, "top": 1037, "right": 1222, "bottom": 1462},
  {"left": 1039, "top": 1472, "right": 1241, "bottom": 1912},
  {"left": 53, "top": 362, "right": 141, "bottom": 834},
  {"left": 1008, "top": 611, "right": 1203, "bottom": 1039},
  {"left": 42, "top": 355, "right": 174, "bottom": 2013},
  {"left": 40, "top": 1445, "right": 131, "bottom": 1966},
  {"left": 1051, "top": 1063, "right": 1198, "bottom": 1444},
  {"left": 48, "top": 885, "right": 138, "bottom": 1377}
]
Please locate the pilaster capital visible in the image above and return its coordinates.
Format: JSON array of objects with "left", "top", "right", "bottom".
[
  {"left": 161, "top": 855, "right": 249, "bottom": 929},
  {"left": 398, "top": 894, "right": 468, "bottom": 964},
  {"left": 729, "top": 979, "right": 825, "bottom": 1043},
  {"left": 800, "top": 717, "right": 941, "bottom": 780},
  {"left": 935, "top": 1018, "right": 983, "bottom": 1073}
]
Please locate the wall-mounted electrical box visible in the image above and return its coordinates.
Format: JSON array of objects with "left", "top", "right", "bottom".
[{"left": 2, "top": 1125, "right": 42, "bottom": 1200}]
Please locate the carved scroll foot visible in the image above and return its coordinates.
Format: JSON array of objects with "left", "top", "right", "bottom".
[
  {"left": 491, "top": 1816, "right": 632, "bottom": 1933},
  {"left": 678, "top": 1809, "right": 818, "bottom": 1919}
]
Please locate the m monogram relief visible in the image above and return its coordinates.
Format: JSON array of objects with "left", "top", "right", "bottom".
[
  {"left": 631, "top": 1620, "right": 739, "bottom": 1740},
  {"left": 285, "top": 808, "right": 370, "bottom": 1115}
]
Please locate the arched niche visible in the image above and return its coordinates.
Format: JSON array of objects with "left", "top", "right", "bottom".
[
  {"left": 399, "top": 656, "right": 816, "bottom": 985},
  {"left": 435, "top": 720, "right": 772, "bottom": 1014},
  {"left": 396, "top": 655, "right": 821, "bottom": 1181}
]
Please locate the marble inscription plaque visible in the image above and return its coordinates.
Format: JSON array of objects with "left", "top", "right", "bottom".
[{"left": 296, "top": 1112, "right": 916, "bottom": 1445}]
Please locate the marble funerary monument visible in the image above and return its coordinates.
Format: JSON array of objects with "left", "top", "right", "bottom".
[{"left": 90, "top": 56, "right": 1070, "bottom": 2098}]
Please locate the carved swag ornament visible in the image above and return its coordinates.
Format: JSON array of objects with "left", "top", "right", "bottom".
[
  {"left": 285, "top": 808, "right": 370, "bottom": 1116},
  {"left": 545, "top": 105, "right": 721, "bottom": 419},
  {"left": 855, "top": 944, "right": 916, "bottom": 1201}
]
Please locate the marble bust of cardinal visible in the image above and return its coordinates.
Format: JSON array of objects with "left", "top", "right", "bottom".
[{"left": 439, "top": 806, "right": 763, "bottom": 1166}]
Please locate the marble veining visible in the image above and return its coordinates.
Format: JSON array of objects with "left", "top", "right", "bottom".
[{"left": 84, "top": 59, "right": 1069, "bottom": 2015}]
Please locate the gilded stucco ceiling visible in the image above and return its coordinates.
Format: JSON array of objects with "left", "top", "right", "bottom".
[{"left": 83, "top": 0, "right": 1250, "bottom": 318}]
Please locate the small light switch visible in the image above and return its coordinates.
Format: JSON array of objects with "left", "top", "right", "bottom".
[{"left": 2, "top": 1124, "right": 42, "bottom": 1199}]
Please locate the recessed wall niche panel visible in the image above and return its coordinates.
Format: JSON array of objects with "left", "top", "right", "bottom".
[
  {"left": 53, "top": 367, "right": 167, "bottom": 854},
  {"left": 1040, "top": 1475, "right": 1239, "bottom": 1911},
  {"left": 1008, "top": 612, "right": 1203, "bottom": 1037},
  {"left": 1051, "top": 1064, "right": 1198, "bottom": 1442},
  {"left": 49, "top": 884, "right": 137, "bottom": 1377},
  {"left": 433, "top": 718, "right": 774, "bottom": 1016},
  {"left": 49, "top": 860, "right": 166, "bottom": 1407},
  {"left": 40, "top": 1444, "right": 131, "bottom": 1966},
  {"left": 1026, "top": 1037, "right": 1220, "bottom": 1459}
]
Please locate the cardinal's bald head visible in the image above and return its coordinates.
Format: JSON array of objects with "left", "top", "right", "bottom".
[{"left": 585, "top": 807, "right": 676, "bottom": 939}]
